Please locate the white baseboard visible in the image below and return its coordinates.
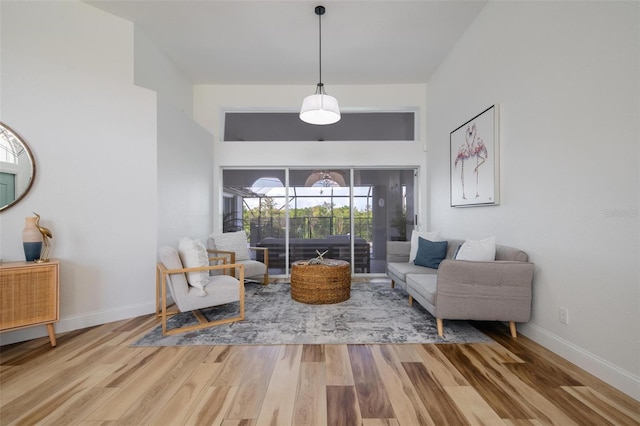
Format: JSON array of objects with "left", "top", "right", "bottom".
[
  {"left": 0, "top": 301, "right": 156, "bottom": 346},
  {"left": 519, "top": 323, "right": 640, "bottom": 401}
]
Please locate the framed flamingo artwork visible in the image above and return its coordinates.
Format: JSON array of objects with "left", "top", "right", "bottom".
[{"left": 450, "top": 105, "right": 500, "bottom": 207}]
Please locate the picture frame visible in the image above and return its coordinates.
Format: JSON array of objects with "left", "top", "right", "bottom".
[{"left": 450, "top": 105, "right": 500, "bottom": 207}]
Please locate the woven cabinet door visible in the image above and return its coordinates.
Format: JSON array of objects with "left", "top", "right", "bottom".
[{"left": 0, "top": 262, "right": 59, "bottom": 331}]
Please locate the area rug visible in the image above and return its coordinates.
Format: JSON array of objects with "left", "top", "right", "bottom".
[{"left": 132, "top": 280, "right": 492, "bottom": 346}]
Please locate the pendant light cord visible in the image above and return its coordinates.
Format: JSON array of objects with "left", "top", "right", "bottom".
[
  {"left": 318, "top": 8, "right": 322, "bottom": 86},
  {"left": 315, "top": 5, "right": 326, "bottom": 92}
]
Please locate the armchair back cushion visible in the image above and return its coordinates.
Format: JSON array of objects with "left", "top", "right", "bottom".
[
  {"left": 158, "top": 245, "right": 189, "bottom": 310},
  {"left": 207, "top": 231, "right": 269, "bottom": 284},
  {"left": 209, "top": 231, "right": 250, "bottom": 261}
]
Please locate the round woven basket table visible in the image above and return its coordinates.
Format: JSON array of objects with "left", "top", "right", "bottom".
[{"left": 290, "top": 260, "right": 351, "bottom": 304}]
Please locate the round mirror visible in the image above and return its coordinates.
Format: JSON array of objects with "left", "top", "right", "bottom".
[{"left": 0, "top": 122, "right": 36, "bottom": 212}]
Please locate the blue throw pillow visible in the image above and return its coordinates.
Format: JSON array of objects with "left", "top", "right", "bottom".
[{"left": 414, "top": 237, "right": 448, "bottom": 269}]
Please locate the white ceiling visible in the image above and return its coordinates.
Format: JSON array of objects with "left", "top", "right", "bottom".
[{"left": 86, "top": 0, "right": 487, "bottom": 85}]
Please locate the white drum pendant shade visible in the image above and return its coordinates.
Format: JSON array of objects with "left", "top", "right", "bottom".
[{"left": 300, "top": 93, "right": 341, "bottom": 125}]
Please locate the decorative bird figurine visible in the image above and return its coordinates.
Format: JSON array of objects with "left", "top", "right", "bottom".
[{"left": 33, "top": 212, "right": 53, "bottom": 262}]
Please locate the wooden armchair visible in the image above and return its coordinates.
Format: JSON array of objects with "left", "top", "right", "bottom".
[
  {"left": 156, "top": 246, "right": 245, "bottom": 336},
  {"left": 207, "top": 231, "right": 269, "bottom": 285}
]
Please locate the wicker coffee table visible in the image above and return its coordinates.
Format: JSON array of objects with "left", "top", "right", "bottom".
[{"left": 290, "top": 260, "right": 351, "bottom": 304}]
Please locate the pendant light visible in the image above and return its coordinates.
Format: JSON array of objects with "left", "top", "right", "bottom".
[{"left": 300, "top": 5, "right": 341, "bottom": 125}]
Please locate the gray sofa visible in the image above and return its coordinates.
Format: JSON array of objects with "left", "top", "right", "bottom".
[{"left": 386, "top": 239, "right": 534, "bottom": 338}]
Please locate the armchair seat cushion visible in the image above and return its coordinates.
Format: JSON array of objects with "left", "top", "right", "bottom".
[
  {"left": 241, "top": 259, "right": 267, "bottom": 279},
  {"left": 181, "top": 275, "right": 241, "bottom": 311}
]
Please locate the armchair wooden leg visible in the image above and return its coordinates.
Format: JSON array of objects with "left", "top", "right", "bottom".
[
  {"left": 509, "top": 321, "right": 517, "bottom": 338},
  {"left": 391, "top": 280, "right": 395, "bottom": 289},
  {"left": 436, "top": 318, "right": 444, "bottom": 337},
  {"left": 408, "top": 295, "right": 413, "bottom": 306}
]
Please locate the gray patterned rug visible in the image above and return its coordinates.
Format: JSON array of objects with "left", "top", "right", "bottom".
[{"left": 132, "top": 280, "right": 492, "bottom": 346}]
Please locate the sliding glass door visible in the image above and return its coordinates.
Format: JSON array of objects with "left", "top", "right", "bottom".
[{"left": 222, "top": 168, "right": 416, "bottom": 275}]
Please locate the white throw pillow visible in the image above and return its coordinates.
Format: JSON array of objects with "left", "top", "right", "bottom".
[
  {"left": 455, "top": 237, "right": 496, "bottom": 261},
  {"left": 210, "top": 230, "right": 250, "bottom": 261},
  {"left": 177, "top": 237, "right": 209, "bottom": 296},
  {"left": 409, "top": 230, "right": 443, "bottom": 262}
]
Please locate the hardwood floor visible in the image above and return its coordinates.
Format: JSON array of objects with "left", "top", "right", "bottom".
[{"left": 1, "top": 315, "right": 638, "bottom": 425}]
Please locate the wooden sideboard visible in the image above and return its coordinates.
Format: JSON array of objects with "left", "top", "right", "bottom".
[{"left": 0, "top": 260, "right": 60, "bottom": 347}]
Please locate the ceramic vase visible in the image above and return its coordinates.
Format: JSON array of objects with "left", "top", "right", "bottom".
[{"left": 22, "top": 216, "right": 42, "bottom": 262}]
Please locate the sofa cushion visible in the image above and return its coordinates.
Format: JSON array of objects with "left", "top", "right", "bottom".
[
  {"left": 455, "top": 237, "right": 496, "bottom": 261},
  {"left": 414, "top": 238, "right": 448, "bottom": 269},
  {"left": 409, "top": 230, "right": 442, "bottom": 262},
  {"left": 445, "top": 239, "right": 465, "bottom": 260},
  {"left": 406, "top": 274, "right": 437, "bottom": 306},
  {"left": 386, "top": 241, "right": 411, "bottom": 263},
  {"left": 387, "top": 261, "right": 437, "bottom": 282}
]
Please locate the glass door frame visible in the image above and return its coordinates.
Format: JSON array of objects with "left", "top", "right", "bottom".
[{"left": 221, "top": 167, "right": 417, "bottom": 277}]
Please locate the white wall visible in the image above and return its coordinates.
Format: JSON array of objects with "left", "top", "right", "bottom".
[
  {"left": 156, "top": 98, "right": 214, "bottom": 246},
  {"left": 0, "top": 1, "right": 158, "bottom": 343},
  {"left": 134, "top": 29, "right": 194, "bottom": 116},
  {"left": 133, "top": 26, "right": 216, "bottom": 248},
  {"left": 426, "top": 1, "right": 639, "bottom": 398},
  {"left": 193, "top": 84, "right": 429, "bottom": 232}
]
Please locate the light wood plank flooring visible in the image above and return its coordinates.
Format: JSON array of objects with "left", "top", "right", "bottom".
[{"left": 1, "top": 315, "right": 638, "bottom": 425}]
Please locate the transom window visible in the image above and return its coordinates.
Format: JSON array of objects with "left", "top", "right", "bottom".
[{"left": 223, "top": 110, "right": 417, "bottom": 142}]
